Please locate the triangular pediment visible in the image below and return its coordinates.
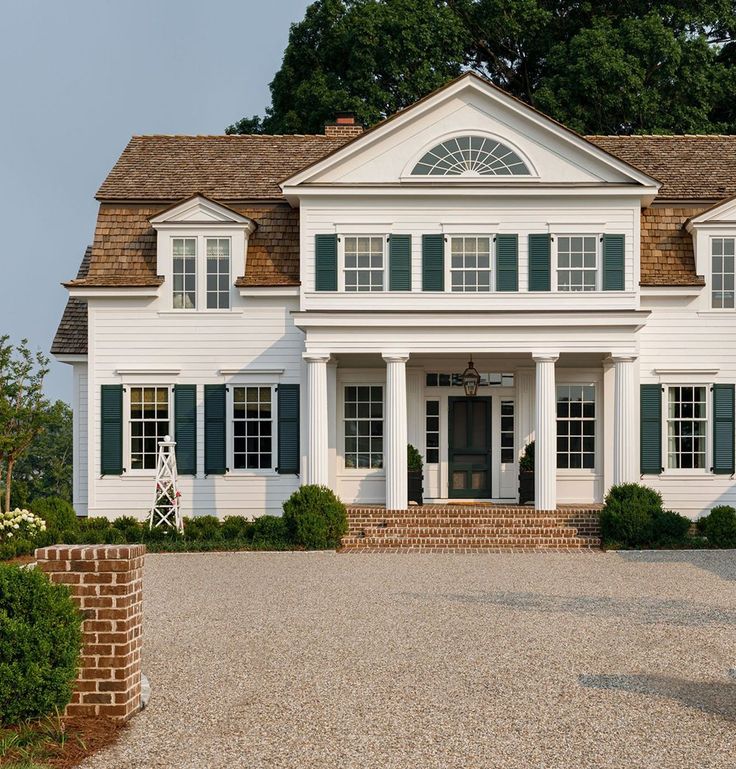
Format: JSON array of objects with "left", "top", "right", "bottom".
[
  {"left": 150, "top": 194, "right": 255, "bottom": 226},
  {"left": 282, "top": 73, "right": 659, "bottom": 196},
  {"left": 687, "top": 195, "right": 736, "bottom": 227}
]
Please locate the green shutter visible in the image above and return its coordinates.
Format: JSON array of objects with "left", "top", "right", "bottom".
[
  {"left": 204, "top": 384, "right": 227, "bottom": 475},
  {"left": 101, "top": 385, "right": 123, "bottom": 475},
  {"left": 496, "top": 234, "right": 518, "bottom": 291},
  {"left": 640, "top": 384, "right": 662, "bottom": 475},
  {"left": 277, "top": 384, "right": 300, "bottom": 474},
  {"left": 174, "top": 385, "right": 197, "bottom": 475},
  {"left": 422, "top": 234, "right": 444, "bottom": 291},
  {"left": 712, "top": 384, "right": 735, "bottom": 474},
  {"left": 315, "top": 234, "right": 337, "bottom": 291},
  {"left": 389, "top": 235, "right": 411, "bottom": 291},
  {"left": 603, "top": 234, "right": 625, "bottom": 291},
  {"left": 528, "top": 234, "right": 551, "bottom": 291}
]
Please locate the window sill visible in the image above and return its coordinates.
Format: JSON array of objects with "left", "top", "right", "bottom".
[
  {"left": 157, "top": 310, "right": 243, "bottom": 316},
  {"left": 223, "top": 470, "right": 279, "bottom": 479},
  {"left": 647, "top": 472, "right": 716, "bottom": 480}
]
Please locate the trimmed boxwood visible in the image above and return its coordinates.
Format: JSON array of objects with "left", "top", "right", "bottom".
[
  {"left": 31, "top": 497, "right": 77, "bottom": 533},
  {"left": 282, "top": 485, "right": 348, "bottom": 549},
  {"left": 699, "top": 505, "right": 736, "bottom": 548},
  {"left": 0, "top": 565, "right": 82, "bottom": 724}
]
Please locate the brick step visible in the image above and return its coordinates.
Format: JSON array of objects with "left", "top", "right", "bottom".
[
  {"left": 341, "top": 537, "right": 598, "bottom": 550},
  {"left": 354, "top": 517, "right": 596, "bottom": 528},
  {"left": 360, "top": 527, "right": 585, "bottom": 540}
]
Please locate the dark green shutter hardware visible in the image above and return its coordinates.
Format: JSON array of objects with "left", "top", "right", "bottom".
[
  {"left": 602, "top": 234, "right": 625, "bottom": 291},
  {"left": 204, "top": 384, "right": 227, "bottom": 475},
  {"left": 528, "top": 234, "right": 551, "bottom": 291},
  {"left": 101, "top": 384, "right": 123, "bottom": 475},
  {"left": 422, "top": 234, "right": 444, "bottom": 291},
  {"left": 315, "top": 234, "right": 338, "bottom": 291},
  {"left": 495, "top": 234, "right": 518, "bottom": 292},
  {"left": 712, "top": 384, "right": 735, "bottom": 474},
  {"left": 640, "top": 384, "right": 663, "bottom": 474},
  {"left": 174, "top": 384, "right": 197, "bottom": 475},
  {"left": 389, "top": 234, "right": 412, "bottom": 291},
  {"left": 277, "top": 384, "right": 300, "bottom": 474}
]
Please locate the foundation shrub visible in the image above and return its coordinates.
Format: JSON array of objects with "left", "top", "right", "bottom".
[
  {"left": 600, "top": 483, "right": 662, "bottom": 547},
  {"left": 699, "top": 505, "right": 736, "bottom": 548},
  {"left": 184, "top": 515, "right": 222, "bottom": 542},
  {"left": 651, "top": 509, "right": 692, "bottom": 547},
  {"left": 0, "top": 565, "right": 82, "bottom": 725},
  {"left": 221, "top": 515, "right": 254, "bottom": 541},
  {"left": 251, "top": 515, "right": 288, "bottom": 546},
  {"left": 282, "top": 485, "right": 348, "bottom": 549},
  {"left": 30, "top": 497, "right": 77, "bottom": 534}
]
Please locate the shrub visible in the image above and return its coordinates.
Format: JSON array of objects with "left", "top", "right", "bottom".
[
  {"left": 251, "top": 515, "right": 288, "bottom": 546},
  {"left": 282, "top": 485, "right": 347, "bottom": 549},
  {"left": 519, "top": 442, "right": 534, "bottom": 472},
  {"left": 407, "top": 444, "right": 423, "bottom": 471},
  {"left": 184, "top": 515, "right": 222, "bottom": 542},
  {"left": 0, "top": 509, "right": 47, "bottom": 545},
  {"left": 112, "top": 516, "right": 144, "bottom": 543},
  {"left": 30, "top": 497, "right": 77, "bottom": 533},
  {"left": 0, "top": 565, "right": 82, "bottom": 724},
  {"left": 600, "top": 483, "right": 663, "bottom": 547},
  {"left": 701, "top": 505, "right": 736, "bottom": 548},
  {"left": 652, "top": 509, "right": 692, "bottom": 546},
  {"left": 221, "top": 515, "right": 254, "bottom": 541}
]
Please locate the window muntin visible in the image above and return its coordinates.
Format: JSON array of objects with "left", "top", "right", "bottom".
[
  {"left": 450, "top": 236, "right": 492, "bottom": 292},
  {"left": 344, "top": 236, "right": 384, "bottom": 292},
  {"left": 412, "top": 136, "right": 530, "bottom": 176},
  {"left": 667, "top": 386, "right": 707, "bottom": 470},
  {"left": 129, "top": 386, "right": 170, "bottom": 471},
  {"left": 425, "top": 400, "right": 440, "bottom": 464},
  {"left": 206, "top": 238, "right": 231, "bottom": 309},
  {"left": 712, "top": 237, "right": 735, "bottom": 309},
  {"left": 173, "top": 238, "right": 197, "bottom": 309},
  {"left": 426, "top": 372, "right": 514, "bottom": 388},
  {"left": 557, "top": 236, "right": 597, "bottom": 292},
  {"left": 344, "top": 386, "right": 383, "bottom": 469},
  {"left": 232, "top": 386, "right": 273, "bottom": 470},
  {"left": 556, "top": 385, "right": 595, "bottom": 469},
  {"left": 501, "top": 400, "right": 515, "bottom": 464}
]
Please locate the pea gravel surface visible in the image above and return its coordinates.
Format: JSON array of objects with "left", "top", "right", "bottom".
[{"left": 79, "top": 550, "right": 736, "bottom": 769}]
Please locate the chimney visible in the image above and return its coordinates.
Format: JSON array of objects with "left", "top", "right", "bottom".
[{"left": 324, "top": 112, "right": 364, "bottom": 138}]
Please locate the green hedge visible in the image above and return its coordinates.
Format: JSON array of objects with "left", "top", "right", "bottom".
[
  {"left": 698, "top": 505, "right": 736, "bottom": 548},
  {"left": 0, "top": 565, "right": 83, "bottom": 724},
  {"left": 282, "top": 485, "right": 348, "bottom": 549}
]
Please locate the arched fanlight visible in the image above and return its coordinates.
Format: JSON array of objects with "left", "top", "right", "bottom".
[{"left": 462, "top": 359, "right": 481, "bottom": 397}]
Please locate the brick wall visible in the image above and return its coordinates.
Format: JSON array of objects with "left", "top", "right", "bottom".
[
  {"left": 324, "top": 123, "right": 364, "bottom": 138},
  {"left": 35, "top": 544, "right": 145, "bottom": 720}
]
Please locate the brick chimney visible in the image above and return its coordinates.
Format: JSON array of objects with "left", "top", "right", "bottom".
[{"left": 324, "top": 112, "right": 363, "bottom": 138}]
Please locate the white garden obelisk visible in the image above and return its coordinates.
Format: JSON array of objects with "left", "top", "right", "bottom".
[{"left": 148, "top": 435, "right": 183, "bottom": 532}]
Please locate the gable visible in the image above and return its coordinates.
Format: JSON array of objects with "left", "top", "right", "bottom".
[
  {"left": 686, "top": 195, "right": 736, "bottom": 227},
  {"left": 149, "top": 195, "right": 255, "bottom": 226}
]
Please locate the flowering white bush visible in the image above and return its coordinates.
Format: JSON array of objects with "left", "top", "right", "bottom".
[{"left": 0, "top": 508, "right": 47, "bottom": 542}]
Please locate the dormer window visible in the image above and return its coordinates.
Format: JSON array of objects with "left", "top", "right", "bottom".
[
  {"left": 711, "top": 237, "right": 735, "bottom": 308},
  {"left": 173, "top": 238, "right": 197, "bottom": 309},
  {"left": 412, "top": 136, "right": 530, "bottom": 176},
  {"left": 206, "top": 238, "right": 231, "bottom": 309}
]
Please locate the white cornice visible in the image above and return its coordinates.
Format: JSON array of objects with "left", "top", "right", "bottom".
[{"left": 68, "top": 286, "right": 160, "bottom": 298}]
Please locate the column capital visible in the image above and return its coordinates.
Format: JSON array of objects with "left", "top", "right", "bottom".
[
  {"left": 532, "top": 353, "right": 559, "bottom": 363},
  {"left": 303, "top": 352, "right": 331, "bottom": 364},
  {"left": 608, "top": 354, "right": 638, "bottom": 364},
  {"left": 382, "top": 352, "right": 411, "bottom": 364}
]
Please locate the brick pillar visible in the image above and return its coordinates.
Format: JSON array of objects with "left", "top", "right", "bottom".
[{"left": 35, "top": 544, "right": 145, "bottom": 720}]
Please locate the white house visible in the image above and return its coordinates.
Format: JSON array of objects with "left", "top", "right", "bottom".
[{"left": 52, "top": 73, "right": 736, "bottom": 521}]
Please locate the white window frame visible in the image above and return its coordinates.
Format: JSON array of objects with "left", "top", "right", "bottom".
[
  {"left": 342, "top": 384, "right": 384, "bottom": 471},
  {"left": 169, "top": 234, "right": 233, "bottom": 312},
  {"left": 425, "top": 399, "right": 440, "bottom": 464},
  {"left": 500, "top": 399, "right": 515, "bottom": 465},
  {"left": 662, "top": 384, "right": 710, "bottom": 474},
  {"left": 123, "top": 384, "right": 174, "bottom": 475},
  {"left": 552, "top": 234, "right": 601, "bottom": 292},
  {"left": 338, "top": 234, "right": 388, "bottom": 292},
  {"left": 710, "top": 236, "right": 736, "bottom": 310},
  {"left": 226, "top": 384, "right": 278, "bottom": 475},
  {"left": 205, "top": 237, "right": 232, "bottom": 310},
  {"left": 445, "top": 234, "right": 494, "bottom": 292},
  {"left": 172, "top": 237, "right": 198, "bottom": 310},
  {"left": 555, "top": 383, "right": 597, "bottom": 471}
]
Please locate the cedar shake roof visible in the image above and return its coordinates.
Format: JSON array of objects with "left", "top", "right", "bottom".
[
  {"left": 51, "top": 247, "right": 90, "bottom": 355},
  {"left": 640, "top": 206, "right": 707, "bottom": 286},
  {"left": 587, "top": 136, "right": 736, "bottom": 200}
]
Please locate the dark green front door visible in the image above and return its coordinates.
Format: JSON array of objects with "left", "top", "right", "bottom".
[{"left": 448, "top": 397, "right": 492, "bottom": 498}]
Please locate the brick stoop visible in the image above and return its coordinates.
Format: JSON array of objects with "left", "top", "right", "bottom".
[{"left": 341, "top": 505, "right": 602, "bottom": 552}]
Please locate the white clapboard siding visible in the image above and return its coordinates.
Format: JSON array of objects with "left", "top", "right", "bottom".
[{"left": 72, "top": 363, "right": 88, "bottom": 516}]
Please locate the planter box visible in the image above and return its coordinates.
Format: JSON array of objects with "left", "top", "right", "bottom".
[
  {"left": 408, "top": 469, "right": 424, "bottom": 505},
  {"left": 518, "top": 470, "right": 534, "bottom": 505}
]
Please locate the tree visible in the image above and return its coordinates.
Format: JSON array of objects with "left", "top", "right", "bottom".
[
  {"left": 227, "top": 0, "right": 736, "bottom": 136},
  {"left": 0, "top": 337, "right": 49, "bottom": 513},
  {"left": 8, "top": 400, "right": 73, "bottom": 509}
]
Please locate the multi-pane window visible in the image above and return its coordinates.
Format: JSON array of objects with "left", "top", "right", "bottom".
[
  {"left": 667, "top": 386, "right": 707, "bottom": 469},
  {"left": 712, "top": 238, "right": 735, "bottom": 309},
  {"left": 425, "top": 372, "right": 514, "bottom": 388},
  {"left": 344, "top": 386, "right": 383, "bottom": 469},
  {"left": 425, "top": 400, "right": 440, "bottom": 463},
  {"left": 501, "top": 400, "right": 515, "bottom": 463},
  {"left": 556, "top": 385, "right": 595, "bottom": 469},
  {"left": 557, "top": 236, "right": 597, "bottom": 292},
  {"left": 206, "top": 238, "right": 231, "bottom": 309},
  {"left": 450, "top": 236, "right": 492, "bottom": 291},
  {"left": 173, "top": 238, "right": 197, "bottom": 309},
  {"left": 232, "top": 386, "right": 273, "bottom": 470},
  {"left": 344, "top": 236, "right": 384, "bottom": 291},
  {"left": 129, "top": 387, "right": 170, "bottom": 470}
]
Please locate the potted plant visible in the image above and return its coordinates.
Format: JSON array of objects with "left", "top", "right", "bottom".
[
  {"left": 407, "top": 444, "right": 424, "bottom": 505},
  {"left": 518, "top": 441, "right": 534, "bottom": 505}
]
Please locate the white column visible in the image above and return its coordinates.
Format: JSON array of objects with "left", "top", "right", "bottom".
[
  {"left": 612, "top": 354, "right": 638, "bottom": 485},
  {"left": 516, "top": 367, "right": 535, "bottom": 456},
  {"left": 533, "top": 353, "right": 559, "bottom": 510},
  {"left": 303, "top": 353, "right": 330, "bottom": 486},
  {"left": 383, "top": 353, "right": 410, "bottom": 510}
]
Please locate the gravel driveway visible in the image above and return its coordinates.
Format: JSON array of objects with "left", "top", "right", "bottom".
[{"left": 80, "top": 550, "right": 735, "bottom": 769}]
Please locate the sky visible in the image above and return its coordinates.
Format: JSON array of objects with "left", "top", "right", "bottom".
[{"left": 0, "top": 0, "right": 311, "bottom": 403}]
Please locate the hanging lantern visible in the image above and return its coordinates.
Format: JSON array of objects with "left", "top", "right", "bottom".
[{"left": 462, "top": 359, "right": 481, "bottom": 397}]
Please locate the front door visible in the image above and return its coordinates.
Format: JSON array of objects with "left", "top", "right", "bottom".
[{"left": 448, "top": 397, "right": 492, "bottom": 498}]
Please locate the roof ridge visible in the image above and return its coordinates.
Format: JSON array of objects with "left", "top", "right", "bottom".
[
  {"left": 587, "top": 134, "right": 736, "bottom": 139},
  {"left": 131, "top": 133, "right": 340, "bottom": 139}
]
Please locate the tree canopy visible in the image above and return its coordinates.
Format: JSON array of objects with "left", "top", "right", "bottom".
[{"left": 227, "top": 0, "right": 736, "bottom": 136}]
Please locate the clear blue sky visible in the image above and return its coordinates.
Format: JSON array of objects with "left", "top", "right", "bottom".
[{"left": 0, "top": 0, "right": 311, "bottom": 403}]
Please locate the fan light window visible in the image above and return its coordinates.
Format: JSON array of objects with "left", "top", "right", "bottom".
[{"left": 412, "top": 136, "right": 530, "bottom": 176}]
